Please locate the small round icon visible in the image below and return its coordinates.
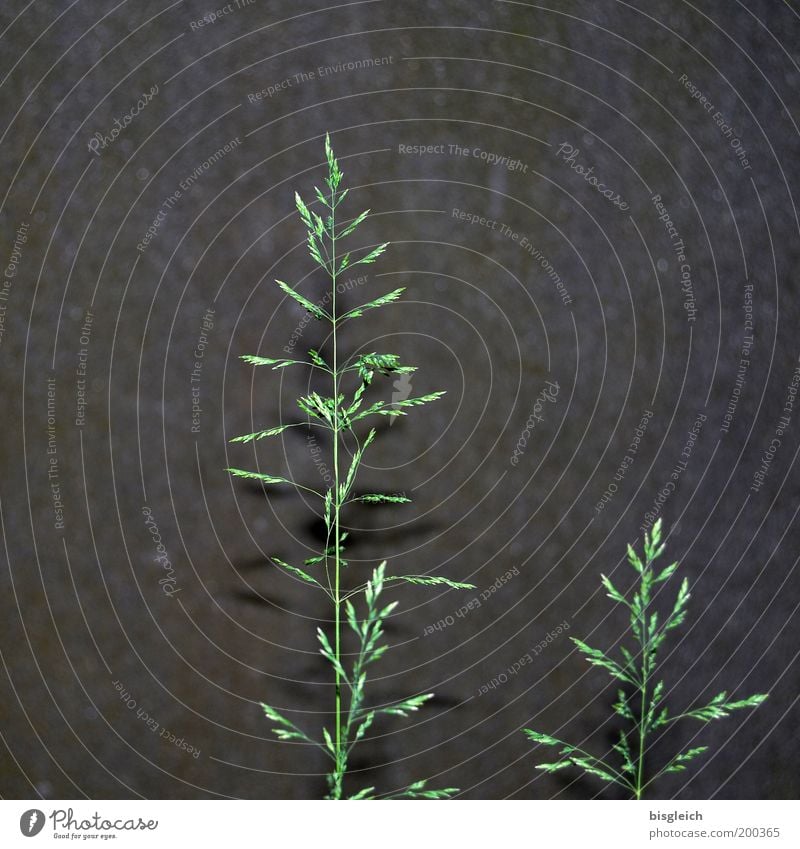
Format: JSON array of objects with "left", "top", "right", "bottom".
[{"left": 19, "top": 809, "right": 45, "bottom": 837}]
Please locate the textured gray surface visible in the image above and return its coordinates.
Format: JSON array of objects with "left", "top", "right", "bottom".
[{"left": 0, "top": 0, "right": 798, "bottom": 799}]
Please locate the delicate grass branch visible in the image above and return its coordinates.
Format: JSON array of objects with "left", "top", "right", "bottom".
[
  {"left": 524, "top": 519, "right": 768, "bottom": 799},
  {"left": 229, "top": 135, "right": 474, "bottom": 799}
]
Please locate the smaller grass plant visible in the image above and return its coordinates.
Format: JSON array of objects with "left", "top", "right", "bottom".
[{"left": 525, "top": 519, "right": 768, "bottom": 799}]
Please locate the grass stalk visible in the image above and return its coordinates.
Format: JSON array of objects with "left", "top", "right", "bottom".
[
  {"left": 228, "top": 134, "right": 474, "bottom": 799},
  {"left": 524, "top": 519, "right": 768, "bottom": 799}
]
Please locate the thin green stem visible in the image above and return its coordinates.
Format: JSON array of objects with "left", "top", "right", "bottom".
[
  {"left": 635, "top": 560, "right": 651, "bottom": 800},
  {"left": 292, "top": 481, "right": 327, "bottom": 499},
  {"left": 636, "top": 679, "right": 647, "bottom": 799},
  {"left": 340, "top": 585, "right": 369, "bottom": 602},
  {"left": 640, "top": 765, "right": 671, "bottom": 793},
  {"left": 330, "top": 181, "right": 343, "bottom": 800},
  {"left": 658, "top": 712, "right": 695, "bottom": 725}
]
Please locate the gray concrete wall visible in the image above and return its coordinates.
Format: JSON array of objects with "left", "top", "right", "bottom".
[{"left": 0, "top": 0, "right": 797, "bottom": 799}]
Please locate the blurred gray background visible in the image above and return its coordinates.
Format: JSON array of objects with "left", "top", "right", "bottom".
[{"left": 1, "top": 0, "right": 798, "bottom": 800}]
